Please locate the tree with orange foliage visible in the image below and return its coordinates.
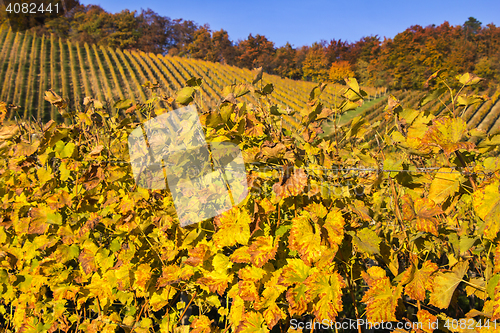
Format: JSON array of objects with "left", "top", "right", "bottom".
[{"left": 329, "top": 61, "right": 355, "bottom": 83}]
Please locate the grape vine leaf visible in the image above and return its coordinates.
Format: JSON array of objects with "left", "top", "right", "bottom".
[
  {"left": 428, "top": 168, "right": 464, "bottom": 204},
  {"left": 472, "top": 179, "right": 500, "bottom": 240},
  {"left": 429, "top": 261, "right": 468, "bottom": 309},
  {"left": 405, "top": 261, "right": 438, "bottom": 301},
  {"left": 361, "top": 266, "right": 401, "bottom": 323}
]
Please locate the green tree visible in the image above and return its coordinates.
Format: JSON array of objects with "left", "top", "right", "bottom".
[{"left": 464, "top": 17, "right": 482, "bottom": 39}]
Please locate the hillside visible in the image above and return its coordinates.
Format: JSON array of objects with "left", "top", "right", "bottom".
[{"left": 0, "top": 28, "right": 386, "bottom": 123}]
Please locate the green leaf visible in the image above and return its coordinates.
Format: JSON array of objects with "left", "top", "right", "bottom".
[
  {"left": 308, "top": 83, "right": 327, "bottom": 106},
  {"left": 457, "top": 94, "right": 486, "bottom": 107},
  {"left": 457, "top": 73, "right": 482, "bottom": 86},
  {"left": 351, "top": 229, "right": 381, "bottom": 255},
  {"left": 459, "top": 236, "right": 477, "bottom": 256},
  {"left": 383, "top": 156, "right": 403, "bottom": 178},
  {"left": 220, "top": 102, "right": 236, "bottom": 123},
  {"left": 262, "top": 83, "right": 274, "bottom": 95},
  {"left": 113, "top": 99, "right": 133, "bottom": 109},
  {"left": 487, "top": 274, "right": 500, "bottom": 299},
  {"left": 176, "top": 87, "right": 196, "bottom": 105},
  {"left": 419, "top": 87, "right": 447, "bottom": 107},
  {"left": 185, "top": 77, "right": 203, "bottom": 87}
]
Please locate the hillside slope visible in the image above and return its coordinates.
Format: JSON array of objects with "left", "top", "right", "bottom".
[{"left": 0, "top": 28, "right": 385, "bottom": 123}]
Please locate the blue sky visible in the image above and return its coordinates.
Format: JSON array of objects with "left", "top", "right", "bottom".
[{"left": 80, "top": 0, "right": 500, "bottom": 47}]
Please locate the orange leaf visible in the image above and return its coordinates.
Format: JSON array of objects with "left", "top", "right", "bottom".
[
  {"left": 361, "top": 267, "right": 401, "bottom": 323},
  {"left": 134, "top": 263, "right": 152, "bottom": 292},
  {"left": 238, "top": 280, "right": 260, "bottom": 302},
  {"left": 414, "top": 198, "right": 443, "bottom": 236},
  {"left": 288, "top": 213, "right": 323, "bottom": 265},
  {"left": 185, "top": 244, "right": 210, "bottom": 267},
  {"left": 197, "top": 271, "right": 233, "bottom": 296},
  {"left": 79, "top": 249, "right": 97, "bottom": 275},
  {"left": 417, "top": 309, "right": 438, "bottom": 333},
  {"left": 286, "top": 284, "right": 309, "bottom": 317},
  {"left": 272, "top": 168, "right": 307, "bottom": 202},
  {"left": 230, "top": 246, "right": 251, "bottom": 264},
  {"left": 405, "top": 261, "right": 438, "bottom": 301},
  {"left": 156, "top": 265, "right": 181, "bottom": 287},
  {"left": 248, "top": 236, "right": 278, "bottom": 268},
  {"left": 190, "top": 315, "right": 213, "bottom": 333}
]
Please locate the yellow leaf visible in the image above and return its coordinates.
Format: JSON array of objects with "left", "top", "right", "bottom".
[
  {"left": 213, "top": 207, "right": 251, "bottom": 248},
  {"left": 305, "top": 270, "right": 345, "bottom": 322},
  {"left": 238, "top": 266, "right": 266, "bottom": 282},
  {"left": 0, "top": 101, "right": 6, "bottom": 124},
  {"left": 134, "top": 263, "right": 152, "bottom": 292},
  {"left": 428, "top": 168, "right": 464, "bottom": 204},
  {"left": 44, "top": 89, "right": 68, "bottom": 110},
  {"left": 279, "top": 259, "right": 312, "bottom": 286},
  {"left": 421, "top": 117, "right": 475, "bottom": 156},
  {"left": 429, "top": 261, "right": 468, "bottom": 309},
  {"left": 237, "top": 311, "right": 269, "bottom": 333},
  {"left": 150, "top": 286, "right": 175, "bottom": 311},
  {"left": 323, "top": 208, "right": 345, "bottom": 252},
  {"left": 473, "top": 179, "right": 500, "bottom": 240},
  {"left": 263, "top": 303, "right": 286, "bottom": 329},
  {"left": 0, "top": 125, "right": 19, "bottom": 141},
  {"left": 465, "top": 277, "right": 486, "bottom": 300}
]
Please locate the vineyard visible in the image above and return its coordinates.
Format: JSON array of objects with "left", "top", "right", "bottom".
[
  {"left": 3, "top": 27, "right": 500, "bottom": 146},
  {"left": 2, "top": 24, "right": 500, "bottom": 333},
  {"left": 0, "top": 28, "right": 387, "bottom": 122}
]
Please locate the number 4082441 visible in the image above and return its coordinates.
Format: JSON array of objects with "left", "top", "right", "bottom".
[
  {"left": 444, "top": 319, "right": 497, "bottom": 330},
  {"left": 5, "top": 2, "right": 59, "bottom": 14}
]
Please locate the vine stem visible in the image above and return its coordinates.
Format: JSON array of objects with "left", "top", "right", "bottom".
[
  {"left": 338, "top": 250, "right": 362, "bottom": 333},
  {"left": 455, "top": 151, "right": 477, "bottom": 192},
  {"left": 178, "top": 290, "right": 198, "bottom": 326}
]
